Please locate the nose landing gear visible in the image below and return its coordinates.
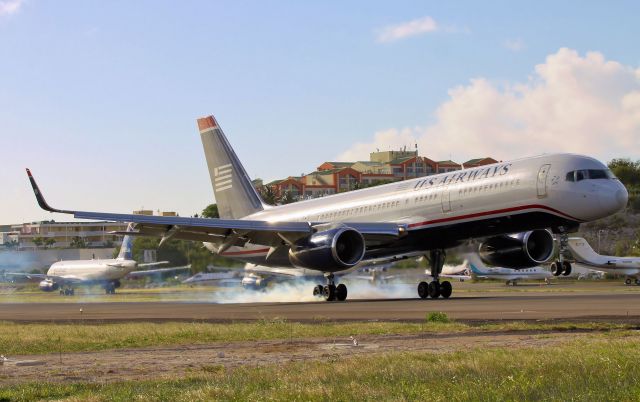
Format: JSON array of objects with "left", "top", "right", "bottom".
[{"left": 551, "top": 231, "right": 572, "bottom": 276}]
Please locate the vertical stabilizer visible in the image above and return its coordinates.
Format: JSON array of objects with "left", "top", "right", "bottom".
[
  {"left": 117, "top": 223, "right": 135, "bottom": 260},
  {"left": 197, "top": 115, "right": 265, "bottom": 219}
]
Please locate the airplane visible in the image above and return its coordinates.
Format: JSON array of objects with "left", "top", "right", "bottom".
[
  {"left": 6, "top": 224, "right": 180, "bottom": 295},
  {"left": 567, "top": 237, "right": 640, "bottom": 285},
  {"left": 467, "top": 255, "right": 552, "bottom": 285},
  {"left": 183, "top": 262, "right": 395, "bottom": 290},
  {"left": 25, "top": 114, "right": 628, "bottom": 301},
  {"left": 425, "top": 261, "right": 471, "bottom": 281}
]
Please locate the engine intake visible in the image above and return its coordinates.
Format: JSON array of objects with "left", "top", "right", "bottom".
[
  {"left": 289, "top": 226, "right": 366, "bottom": 272},
  {"left": 39, "top": 279, "right": 59, "bottom": 292},
  {"left": 479, "top": 229, "right": 555, "bottom": 269}
]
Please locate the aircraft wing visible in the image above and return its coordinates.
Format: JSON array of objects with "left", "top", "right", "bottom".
[
  {"left": 5, "top": 272, "right": 83, "bottom": 284},
  {"left": 128, "top": 265, "right": 192, "bottom": 277},
  {"left": 27, "top": 169, "right": 407, "bottom": 249},
  {"left": 440, "top": 274, "right": 472, "bottom": 281},
  {"left": 137, "top": 261, "right": 170, "bottom": 268}
]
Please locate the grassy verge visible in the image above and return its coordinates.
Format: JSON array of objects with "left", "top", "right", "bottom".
[
  {"left": 2, "top": 336, "right": 640, "bottom": 401},
  {"left": 0, "top": 319, "right": 630, "bottom": 355}
]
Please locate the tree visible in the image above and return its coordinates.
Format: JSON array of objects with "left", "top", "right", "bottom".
[
  {"left": 32, "top": 237, "right": 44, "bottom": 248},
  {"left": 202, "top": 204, "right": 220, "bottom": 218},
  {"left": 3, "top": 240, "right": 18, "bottom": 249},
  {"left": 608, "top": 159, "right": 640, "bottom": 187},
  {"left": 258, "top": 185, "right": 277, "bottom": 205},
  {"left": 43, "top": 238, "right": 56, "bottom": 249},
  {"left": 70, "top": 236, "right": 86, "bottom": 248}
]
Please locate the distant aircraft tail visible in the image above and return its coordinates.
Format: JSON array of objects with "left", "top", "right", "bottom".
[
  {"left": 197, "top": 115, "right": 266, "bottom": 219},
  {"left": 116, "top": 223, "right": 135, "bottom": 260},
  {"left": 465, "top": 254, "right": 487, "bottom": 275},
  {"left": 567, "top": 237, "right": 607, "bottom": 264}
]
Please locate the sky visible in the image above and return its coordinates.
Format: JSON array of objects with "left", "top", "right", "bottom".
[{"left": 1, "top": 0, "right": 639, "bottom": 224}]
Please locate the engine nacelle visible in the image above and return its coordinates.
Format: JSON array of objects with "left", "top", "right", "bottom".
[
  {"left": 39, "top": 279, "right": 59, "bottom": 292},
  {"left": 289, "top": 226, "right": 366, "bottom": 272},
  {"left": 241, "top": 274, "right": 264, "bottom": 289},
  {"left": 478, "top": 229, "right": 555, "bottom": 269}
]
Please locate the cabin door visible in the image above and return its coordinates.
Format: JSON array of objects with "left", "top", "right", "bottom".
[
  {"left": 441, "top": 188, "right": 451, "bottom": 212},
  {"left": 537, "top": 164, "right": 551, "bottom": 198}
]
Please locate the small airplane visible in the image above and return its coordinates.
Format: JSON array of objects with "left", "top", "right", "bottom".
[
  {"left": 467, "top": 254, "right": 552, "bottom": 285},
  {"left": 6, "top": 224, "right": 184, "bottom": 295},
  {"left": 567, "top": 237, "right": 640, "bottom": 285},
  {"left": 183, "top": 262, "right": 397, "bottom": 291},
  {"left": 26, "top": 114, "right": 628, "bottom": 301}
]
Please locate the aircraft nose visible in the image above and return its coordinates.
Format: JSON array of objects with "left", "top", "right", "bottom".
[{"left": 599, "top": 183, "right": 628, "bottom": 214}]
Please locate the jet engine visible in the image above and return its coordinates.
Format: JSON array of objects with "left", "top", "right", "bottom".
[
  {"left": 39, "top": 279, "right": 59, "bottom": 292},
  {"left": 241, "top": 273, "right": 265, "bottom": 289},
  {"left": 478, "top": 229, "right": 555, "bottom": 269},
  {"left": 289, "top": 226, "right": 366, "bottom": 272}
]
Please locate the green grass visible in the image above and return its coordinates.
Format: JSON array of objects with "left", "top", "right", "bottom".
[
  {"left": 2, "top": 336, "right": 640, "bottom": 401},
  {"left": 0, "top": 320, "right": 629, "bottom": 355}
]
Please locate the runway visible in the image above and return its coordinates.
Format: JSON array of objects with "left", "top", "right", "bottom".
[{"left": 3, "top": 291, "right": 640, "bottom": 322}]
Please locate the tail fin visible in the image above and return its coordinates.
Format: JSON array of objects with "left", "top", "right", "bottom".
[
  {"left": 117, "top": 223, "right": 135, "bottom": 260},
  {"left": 197, "top": 115, "right": 265, "bottom": 219},
  {"left": 567, "top": 237, "right": 607, "bottom": 264}
]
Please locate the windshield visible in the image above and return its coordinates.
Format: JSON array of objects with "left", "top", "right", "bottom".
[{"left": 565, "top": 169, "right": 616, "bottom": 182}]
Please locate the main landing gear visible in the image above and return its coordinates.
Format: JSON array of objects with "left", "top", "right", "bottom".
[
  {"left": 59, "top": 287, "right": 75, "bottom": 296},
  {"left": 551, "top": 231, "right": 572, "bottom": 277},
  {"left": 103, "top": 280, "right": 120, "bottom": 295},
  {"left": 313, "top": 273, "right": 348, "bottom": 301},
  {"left": 624, "top": 277, "right": 640, "bottom": 286},
  {"left": 418, "top": 249, "right": 453, "bottom": 299}
]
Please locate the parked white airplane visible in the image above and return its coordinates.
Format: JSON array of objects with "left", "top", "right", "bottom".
[
  {"left": 9, "top": 224, "right": 174, "bottom": 295},
  {"left": 467, "top": 255, "right": 552, "bottom": 285},
  {"left": 567, "top": 237, "right": 640, "bottom": 285},
  {"left": 26, "top": 114, "right": 628, "bottom": 301}
]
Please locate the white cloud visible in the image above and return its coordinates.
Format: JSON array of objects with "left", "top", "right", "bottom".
[
  {"left": 0, "top": 0, "right": 24, "bottom": 16},
  {"left": 376, "top": 16, "right": 439, "bottom": 43},
  {"left": 504, "top": 38, "right": 525, "bottom": 52},
  {"left": 338, "top": 48, "right": 640, "bottom": 164}
]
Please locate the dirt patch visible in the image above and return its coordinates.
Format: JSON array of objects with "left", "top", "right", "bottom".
[{"left": 0, "top": 329, "right": 615, "bottom": 384}]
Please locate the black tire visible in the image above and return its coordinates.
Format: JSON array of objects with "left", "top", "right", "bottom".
[
  {"left": 428, "top": 281, "right": 441, "bottom": 299},
  {"left": 635, "top": 278, "right": 640, "bottom": 286},
  {"left": 313, "top": 285, "right": 323, "bottom": 297},
  {"left": 625, "top": 278, "right": 632, "bottom": 285},
  {"left": 324, "top": 284, "right": 336, "bottom": 301},
  {"left": 550, "top": 261, "right": 561, "bottom": 276},
  {"left": 440, "top": 281, "right": 452, "bottom": 299},
  {"left": 418, "top": 281, "right": 429, "bottom": 299},
  {"left": 562, "top": 261, "right": 572, "bottom": 276},
  {"left": 336, "top": 284, "right": 348, "bottom": 301}
]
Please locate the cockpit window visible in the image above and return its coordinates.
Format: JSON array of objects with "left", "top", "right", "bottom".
[
  {"left": 588, "top": 169, "right": 608, "bottom": 179},
  {"left": 565, "top": 169, "right": 616, "bottom": 182}
]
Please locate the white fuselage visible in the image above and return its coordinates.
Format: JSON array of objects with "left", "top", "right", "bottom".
[
  {"left": 48, "top": 259, "right": 138, "bottom": 282},
  {"left": 568, "top": 238, "right": 640, "bottom": 277},
  {"left": 207, "top": 153, "right": 627, "bottom": 266},
  {"left": 473, "top": 266, "right": 552, "bottom": 281}
]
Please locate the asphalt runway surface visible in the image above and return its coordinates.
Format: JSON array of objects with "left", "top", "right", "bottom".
[{"left": 2, "top": 291, "right": 640, "bottom": 323}]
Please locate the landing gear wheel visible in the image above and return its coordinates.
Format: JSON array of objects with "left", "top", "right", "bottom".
[
  {"left": 324, "top": 284, "right": 336, "bottom": 301},
  {"left": 313, "top": 285, "right": 324, "bottom": 297},
  {"left": 562, "top": 261, "right": 572, "bottom": 276},
  {"left": 418, "top": 281, "right": 429, "bottom": 299},
  {"left": 428, "top": 281, "right": 441, "bottom": 299},
  {"left": 635, "top": 278, "right": 640, "bottom": 286},
  {"left": 625, "top": 278, "right": 632, "bottom": 285},
  {"left": 551, "top": 261, "right": 561, "bottom": 276},
  {"left": 336, "top": 284, "right": 348, "bottom": 301},
  {"left": 440, "top": 281, "right": 452, "bottom": 299}
]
